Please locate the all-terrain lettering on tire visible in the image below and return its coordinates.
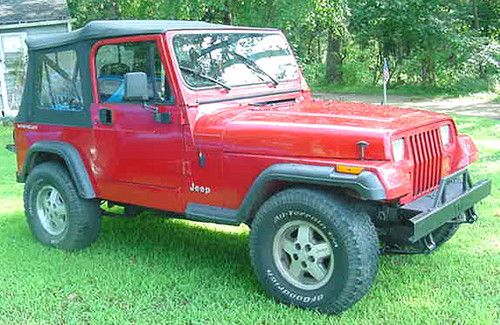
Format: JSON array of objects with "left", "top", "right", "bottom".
[
  {"left": 266, "top": 269, "right": 324, "bottom": 303},
  {"left": 250, "top": 187, "right": 379, "bottom": 314}
]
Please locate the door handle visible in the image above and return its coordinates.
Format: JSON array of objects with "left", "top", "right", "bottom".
[
  {"left": 99, "top": 108, "right": 113, "bottom": 125},
  {"left": 154, "top": 111, "right": 172, "bottom": 124}
]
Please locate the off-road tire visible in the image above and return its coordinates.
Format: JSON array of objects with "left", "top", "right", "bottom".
[
  {"left": 249, "top": 187, "right": 379, "bottom": 314},
  {"left": 432, "top": 223, "right": 460, "bottom": 245},
  {"left": 24, "top": 161, "right": 101, "bottom": 250},
  {"left": 417, "top": 223, "right": 460, "bottom": 250}
]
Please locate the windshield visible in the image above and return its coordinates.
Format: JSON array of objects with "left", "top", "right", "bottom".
[{"left": 172, "top": 32, "right": 299, "bottom": 89}]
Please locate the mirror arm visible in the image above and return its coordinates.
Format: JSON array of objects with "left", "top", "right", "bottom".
[
  {"left": 143, "top": 102, "right": 172, "bottom": 125},
  {"left": 142, "top": 102, "right": 158, "bottom": 113}
]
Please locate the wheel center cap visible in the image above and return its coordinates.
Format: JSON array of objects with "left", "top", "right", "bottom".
[{"left": 273, "top": 220, "right": 335, "bottom": 291}]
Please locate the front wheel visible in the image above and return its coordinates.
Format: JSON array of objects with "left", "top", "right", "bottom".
[
  {"left": 414, "top": 223, "right": 460, "bottom": 251},
  {"left": 24, "top": 161, "right": 101, "bottom": 250},
  {"left": 249, "top": 188, "right": 379, "bottom": 314}
]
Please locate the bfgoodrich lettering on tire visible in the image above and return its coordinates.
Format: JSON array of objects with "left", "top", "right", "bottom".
[
  {"left": 24, "top": 161, "right": 101, "bottom": 250},
  {"left": 249, "top": 187, "right": 379, "bottom": 314}
]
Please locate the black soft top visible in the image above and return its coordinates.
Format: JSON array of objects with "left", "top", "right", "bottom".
[{"left": 27, "top": 20, "right": 277, "bottom": 51}]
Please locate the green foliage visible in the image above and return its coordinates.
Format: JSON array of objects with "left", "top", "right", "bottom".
[
  {"left": 300, "top": 62, "right": 326, "bottom": 86},
  {"left": 315, "top": 80, "right": 495, "bottom": 98},
  {"left": 66, "top": 0, "right": 499, "bottom": 93},
  {"left": 347, "top": 0, "right": 499, "bottom": 88}
]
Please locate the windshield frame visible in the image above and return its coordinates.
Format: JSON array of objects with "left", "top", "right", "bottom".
[{"left": 168, "top": 30, "right": 301, "bottom": 92}]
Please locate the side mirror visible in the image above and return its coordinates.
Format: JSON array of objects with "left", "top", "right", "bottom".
[{"left": 124, "top": 72, "right": 149, "bottom": 101}]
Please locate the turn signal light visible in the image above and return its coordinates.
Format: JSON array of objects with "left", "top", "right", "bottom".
[
  {"left": 335, "top": 165, "right": 364, "bottom": 175},
  {"left": 441, "top": 157, "right": 451, "bottom": 177}
]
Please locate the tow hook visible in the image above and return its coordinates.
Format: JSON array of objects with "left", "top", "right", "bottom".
[
  {"left": 464, "top": 208, "right": 478, "bottom": 223},
  {"left": 446, "top": 208, "right": 478, "bottom": 225},
  {"left": 423, "top": 233, "right": 437, "bottom": 251}
]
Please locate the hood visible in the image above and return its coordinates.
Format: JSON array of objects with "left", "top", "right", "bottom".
[{"left": 192, "top": 98, "right": 450, "bottom": 160}]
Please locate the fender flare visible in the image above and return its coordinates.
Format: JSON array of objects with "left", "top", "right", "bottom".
[
  {"left": 18, "top": 141, "right": 96, "bottom": 199},
  {"left": 236, "top": 163, "right": 386, "bottom": 221}
]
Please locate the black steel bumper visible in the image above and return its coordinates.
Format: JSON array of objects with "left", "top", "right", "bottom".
[{"left": 402, "top": 168, "right": 491, "bottom": 243}]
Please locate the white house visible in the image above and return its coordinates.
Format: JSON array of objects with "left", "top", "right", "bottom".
[{"left": 0, "top": 0, "right": 71, "bottom": 117}]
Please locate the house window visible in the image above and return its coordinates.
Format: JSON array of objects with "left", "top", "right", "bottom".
[
  {"left": 2, "top": 35, "right": 25, "bottom": 53},
  {"left": 0, "top": 32, "right": 27, "bottom": 115},
  {"left": 95, "top": 41, "right": 172, "bottom": 103},
  {"left": 37, "top": 50, "right": 83, "bottom": 111}
]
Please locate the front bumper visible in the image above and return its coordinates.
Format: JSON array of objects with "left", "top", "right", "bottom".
[{"left": 401, "top": 168, "right": 491, "bottom": 243}]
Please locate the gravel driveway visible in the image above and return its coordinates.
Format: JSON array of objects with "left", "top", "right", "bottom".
[{"left": 314, "top": 92, "right": 500, "bottom": 120}]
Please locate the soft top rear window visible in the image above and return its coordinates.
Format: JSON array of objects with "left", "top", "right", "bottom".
[{"left": 36, "top": 50, "right": 83, "bottom": 111}]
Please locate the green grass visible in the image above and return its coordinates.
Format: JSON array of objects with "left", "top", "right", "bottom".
[
  {"left": 312, "top": 79, "right": 496, "bottom": 99},
  {"left": 0, "top": 117, "right": 499, "bottom": 324}
]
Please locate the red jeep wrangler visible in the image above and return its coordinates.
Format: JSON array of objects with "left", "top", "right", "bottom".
[{"left": 11, "top": 20, "right": 491, "bottom": 313}]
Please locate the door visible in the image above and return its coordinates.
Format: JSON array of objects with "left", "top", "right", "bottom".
[{"left": 90, "top": 36, "right": 183, "bottom": 194}]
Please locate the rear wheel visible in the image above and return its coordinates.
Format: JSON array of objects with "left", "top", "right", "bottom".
[
  {"left": 250, "top": 188, "right": 379, "bottom": 314},
  {"left": 24, "top": 161, "right": 101, "bottom": 250}
]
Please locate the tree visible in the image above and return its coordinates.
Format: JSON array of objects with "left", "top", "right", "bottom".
[
  {"left": 67, "top": 0, "right": 498, "bottom": 89},
  {"left": 312, "top": 0, "right": 349, "bottom": 83}
]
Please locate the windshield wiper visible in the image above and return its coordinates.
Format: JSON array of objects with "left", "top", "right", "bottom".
[
  {"left": 179, "top": 66, "right": 231, "bottom": 91},
  {"left": 230, "top": 51, "right": 279, "bottom": 87}
]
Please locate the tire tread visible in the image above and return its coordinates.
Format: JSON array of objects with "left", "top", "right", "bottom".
[
  {"left": 24, "top": 161, "right": 101, "bottom": 250},
  {"left": 250, "top": 187, "right": 379, "bottom": 314}
]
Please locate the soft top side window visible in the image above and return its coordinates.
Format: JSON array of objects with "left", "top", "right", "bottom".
[
  {"left": 36, "top": 50, "right": 83, "bottom": 111},
  {"left": 95, "top": 41, "right": 172, "bottom": 104}
]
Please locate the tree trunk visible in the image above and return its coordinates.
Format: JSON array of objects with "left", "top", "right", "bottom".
[
  {"left": 106, "top": 1, "right": 120, "bottom": 19},
  {"left": 325, "top": 34, "right": 343, "bottom": 83},
  {"left": 421, "top": 55, "right": 436, "bottom": 85},
  {"left": 472, "top": 0, "right": 480, "bottom": 30},
  {"left": 222, "top": 0, "right": 233, "bottom": 25},
  {"left": 372, "top": 46, "right": 383, "bottom": 85}
]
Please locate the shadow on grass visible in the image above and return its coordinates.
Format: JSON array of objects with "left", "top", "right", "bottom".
[
  {"left": 2, "top": 210, "right": 492, "bottom": 299},
  {"left": 0, "top": 212, "right": 263, "bottom": 298},
  {"left": 92, "top": 214, "right": 258, "bottom": 286},
  {"left": 0, "top": 211, "right": 459, "bottom": 278},
  {"left": 2, "top": 207, "right": 499, "bottom": 325}
]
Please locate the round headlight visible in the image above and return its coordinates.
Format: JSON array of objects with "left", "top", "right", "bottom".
[
  {"left": 392, "top": 138, "right": 405, "bottom": 162},
  {"left": 440, "top": 125, "right": 451, "bottom": 146}
]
